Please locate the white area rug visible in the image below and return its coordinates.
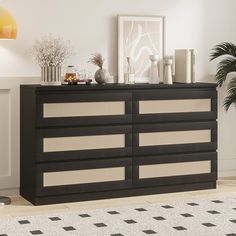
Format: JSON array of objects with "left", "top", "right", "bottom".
[{"left": 1, "top": 194, "right": 236, "bottom": 236}]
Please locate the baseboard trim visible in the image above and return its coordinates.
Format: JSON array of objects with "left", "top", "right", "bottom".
[
  {"left": 0, "top": 188, "right": 19, "bottom": 197},
  {"left": 218, "top": 170, "right": 236, "bottom": 178}
]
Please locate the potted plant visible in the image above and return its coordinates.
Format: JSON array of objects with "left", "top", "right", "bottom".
[
  {"left": 88, "top": 53, "right": 110, "bottom": 84},
  {"left": 210, "top": 42, "right": 236, "bottom": 110},
  {"left": 31, "top": 35, "right": 74, "bottom": 85}
]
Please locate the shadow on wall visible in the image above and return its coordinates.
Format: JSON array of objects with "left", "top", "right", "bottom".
[
  {"left": 107, "top": 15, "right": 118, "bottom": 82},
  {"left": 204, "top": 71, "right": 236, "bottom": 177},
  {"left": 217, "top": 81, "right": 236, "bottom": 177}
]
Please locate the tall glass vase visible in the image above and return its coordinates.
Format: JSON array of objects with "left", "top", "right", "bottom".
[{"left": 125, "top": 57, "right": 135, "bottom": 84}]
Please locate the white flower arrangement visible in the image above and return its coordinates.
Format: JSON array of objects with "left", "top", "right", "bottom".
[{"left": 31, "top": 35, "right": 74, "bottom": 67}]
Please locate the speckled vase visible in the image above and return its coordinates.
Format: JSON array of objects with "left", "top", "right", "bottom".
[{"left": 95, "top": 68, "right": 110, "bottom": 85}]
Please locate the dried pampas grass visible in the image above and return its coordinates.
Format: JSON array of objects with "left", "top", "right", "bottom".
[{"left": 88, "top": 53, "right": 105, "bottom": 69}]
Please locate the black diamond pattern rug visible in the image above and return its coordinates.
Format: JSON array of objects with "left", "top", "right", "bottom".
[{"left": 1, "top": 194, "right": 236, "bottom": 235}]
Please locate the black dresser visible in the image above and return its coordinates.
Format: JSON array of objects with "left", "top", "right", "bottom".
[{"left": 20, "top": 83, "right": 217, "bottom": 205}]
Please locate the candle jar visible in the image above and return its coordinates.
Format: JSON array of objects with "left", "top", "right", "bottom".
[{"left": 64, "top": 65, "right": 77, "bottom": 84}]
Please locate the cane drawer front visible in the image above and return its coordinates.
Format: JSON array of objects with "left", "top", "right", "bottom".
[
  {"left": 133, "top": 89, "right": 217, "bottom": 123},
  {"left": 133, "top": 152, "right": 217, "bottom": 187},
  {"left": 36, "top": 125, "right": 132, "bottom": 162},
  {"left": 36, "top": 158, "right": 132, "bottom": 196},
  {"left": 36, "top": 92, "right": 132, "bottom": 127},
  {"left": 133, "top": 121, "right": 217, "bottom": 156}
]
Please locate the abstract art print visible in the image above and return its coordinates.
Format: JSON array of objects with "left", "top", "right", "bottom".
[{"left": 118, "top": 16, "right": 164, "bottom": 83}]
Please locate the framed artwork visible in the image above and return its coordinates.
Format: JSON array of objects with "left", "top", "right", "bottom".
[{"left": 118, "top": 16, "right": 164, "bottom": 83}]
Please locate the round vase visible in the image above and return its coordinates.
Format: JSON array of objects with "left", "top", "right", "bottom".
[
  {"left": 41, "top": 66, "right": 62, "bottom": 86},
  {"left": 95, "top": 68, "right": 110, "bottom": 85}
]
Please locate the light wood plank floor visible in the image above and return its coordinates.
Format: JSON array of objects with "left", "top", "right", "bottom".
[{"left": 0, "top": 178, "right": 236, "bottom": 219}]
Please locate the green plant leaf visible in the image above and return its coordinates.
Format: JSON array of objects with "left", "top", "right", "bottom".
[
  {"left": 215, "top": 57, "right": 236, "bottom": 87},
  {"left": 210, "top": 42, "right": 236, "bottom": 61},
  {"left": 210, "top": 42, "right": 236, "bottom": 110},
  {"left": 224, "top": 77, "right": 236, "bottom": 110}
]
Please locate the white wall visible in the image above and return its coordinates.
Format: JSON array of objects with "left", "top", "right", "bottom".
[
  {"left": 0, "top": 0, "right": 235, "bottom": 79},
  {"left": 0, "top": 0, "right": 236, "bottom": 193}
]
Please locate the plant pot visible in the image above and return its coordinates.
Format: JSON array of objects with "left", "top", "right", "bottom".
[
  {"left": 41, "top": 66, "right": 62, "bottom": 86},
  {"left": 95, "top": 68, "right": 110, "bottom": 84}
]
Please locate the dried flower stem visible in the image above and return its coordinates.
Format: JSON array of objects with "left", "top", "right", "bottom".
[
  {"left": 31, "top": 35, "right": 74, "bottom": 67},
  {"left": 88, "top": 53, "right": 104, "bottom": 69}
]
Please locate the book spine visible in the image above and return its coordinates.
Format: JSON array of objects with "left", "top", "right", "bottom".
[
  {"left": 190, "top": 50, "right": 195, "bottom": 83},
  {"left": 186, "top": 50, "right": 191, "bottom": 83}
]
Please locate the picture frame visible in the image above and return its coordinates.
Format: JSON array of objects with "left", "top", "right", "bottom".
[{"left": 118, "top": 15, "right": 165, "bottom": 83}]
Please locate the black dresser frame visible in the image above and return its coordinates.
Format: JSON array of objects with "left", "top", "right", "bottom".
[{"left": 20, "top": 83, "right": 217, "bottom": 205}]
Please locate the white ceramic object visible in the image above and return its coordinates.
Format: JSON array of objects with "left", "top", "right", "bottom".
[
  {"left": 41, "top": 66, "right": 62, "bottom": 86},
  {"left": 164, "top": 58, "right": 173, "bottom": 85},
  {"left": 149, "top": 54, "right": 160, "bottom": 84}
]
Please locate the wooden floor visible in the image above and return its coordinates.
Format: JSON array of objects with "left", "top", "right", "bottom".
[{"left": 0, "top": 178, "right": 236, "bottom": 219}]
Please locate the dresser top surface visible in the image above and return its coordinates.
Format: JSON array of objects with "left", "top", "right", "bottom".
[{"left": 21, "top": 83, "right": 217, "bottom": 92}]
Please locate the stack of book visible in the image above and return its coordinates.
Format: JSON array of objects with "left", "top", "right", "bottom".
[{"left": 174, "top": 49, "right": 195, "bottom": 83}]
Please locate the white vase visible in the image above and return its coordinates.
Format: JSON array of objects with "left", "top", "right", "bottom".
[
  {"left": 164, "top": 58, "right": 173, "bottom": 85},
  {"left": 149, "top": 55, "right": 160, "bottom": 84},
  {"left": 41, "top": 66, "right": 62, "bottom": 86}
]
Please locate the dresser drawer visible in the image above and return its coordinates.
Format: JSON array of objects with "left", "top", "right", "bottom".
[
  {"left": 133, "top": 121, "right": 217, "bottom": 156},
  {"left": 36, "top": 125, "right": 132, "bottom": 162},
  {"left": 36, "top": 158, "right": 132, "bottom": 196},
  {"left": 36, "top": 92, "right": 132, "bottom": 127},
  {"left": 133, "top": 89, "right": 217, "bottom": 123},
  {"left": 133, "top": 152, "right": 217, "bottom": 188}
]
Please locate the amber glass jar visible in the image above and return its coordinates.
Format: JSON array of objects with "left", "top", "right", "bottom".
[{"left": 64, "top": 65, "right": 77, "bottom": 83}]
